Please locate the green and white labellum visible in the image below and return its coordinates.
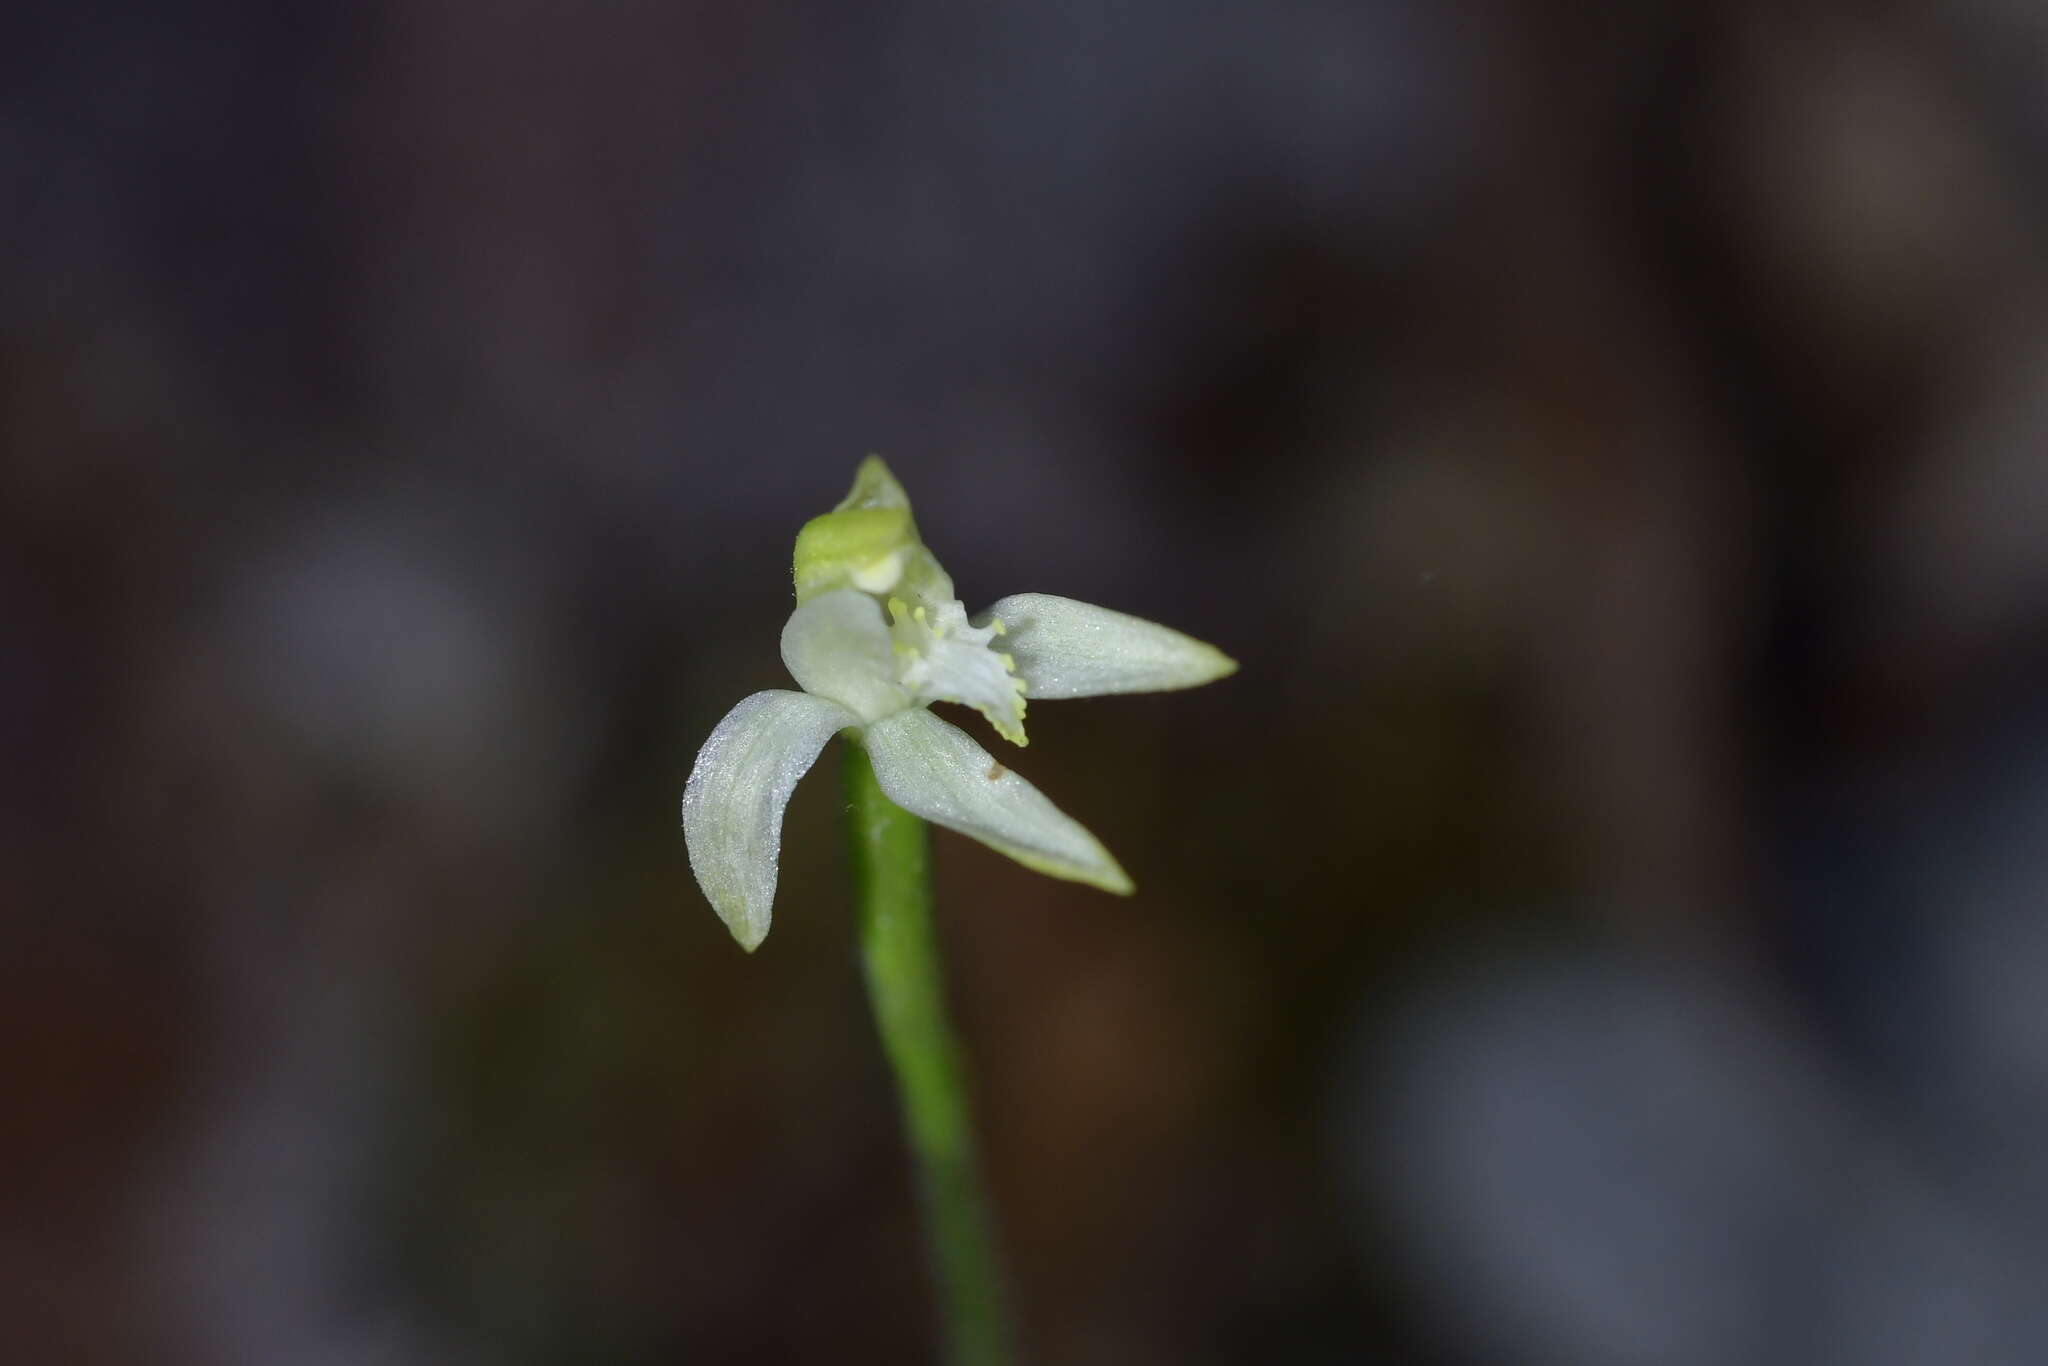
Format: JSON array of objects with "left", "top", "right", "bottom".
[{"left": 887, "top": 596, "right": 1029, "bottom": 745}]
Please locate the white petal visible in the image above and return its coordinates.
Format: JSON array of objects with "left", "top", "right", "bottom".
[
  {"left": 682, "top": 689, "right": 860, "bottom": 950},
  {"left": 862, "top": 709, "right": 1132, "bottom": 894},
  {"left": 780, "top": 589, "right": 912, "bottom": 723},
  {"left": 974, "top": 594, "right": 1238, "bottom": 700}
]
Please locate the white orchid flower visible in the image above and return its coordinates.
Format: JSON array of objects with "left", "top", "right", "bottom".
[{"left": 682, "top": 458, "right": 1237, "bottom": 950}]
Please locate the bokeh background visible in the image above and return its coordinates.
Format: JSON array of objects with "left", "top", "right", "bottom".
[{"left": 12, "top": 1, "right": 2048, "bottom": 1362}]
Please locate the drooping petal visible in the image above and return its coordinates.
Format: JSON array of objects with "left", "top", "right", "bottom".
[
  {"left": 862, "top": 708, "right": 1132, "bottom": 894},
  {"left": 780, "top": 589, "right": 912, "bottom": 723},
  {"left": 682, "top": 689, "right": 860, "bottom": 950},
  {"left": 974, "top": 594, "right": 1238, "bottom": 700}
]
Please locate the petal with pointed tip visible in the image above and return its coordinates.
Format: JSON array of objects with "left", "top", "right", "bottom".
[
  {"left": 862, "top": 708, "right": 1132, "bottom": 894},
  {"left": 974, "top": 594, "right": 1237, "bottom": 700},
  {"left": 683, "top": 689, "right": 860, "bottom": 950}
]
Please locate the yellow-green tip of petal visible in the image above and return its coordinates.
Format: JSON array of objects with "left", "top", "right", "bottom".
[
  {"left": 793, "top": 457, "right": 921, "bottom": 604},
  {"left": 1007, "top": 845, "right": 1135, "bottom": 896},
  {"left": 841, "top": 455, "right": 911, "bottom": 510}
]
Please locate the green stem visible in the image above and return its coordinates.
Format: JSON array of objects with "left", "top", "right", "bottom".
[{"left": 843, "top": 740, "right": 1017, "bottom": 1366}]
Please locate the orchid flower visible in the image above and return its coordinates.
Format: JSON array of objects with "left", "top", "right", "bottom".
[{"left": 683, "top": 457, "right": 1236, "bottom": 950}]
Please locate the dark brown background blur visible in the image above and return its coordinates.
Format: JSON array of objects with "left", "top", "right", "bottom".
[{"left": 11, "top": 2, "right": 2048, "bottom": 1362}]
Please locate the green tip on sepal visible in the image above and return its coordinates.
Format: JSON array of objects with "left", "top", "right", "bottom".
[
  {"left": 792, "top": 455, "right": 963, "bottom": 610},
  {"left": 840, "top": 455, "right": 912, "bottom": 510},
  {"left": 792, "top": 457, "right": 925, "bottom": 604},
  {"left": 793, "top": 506, "right": 915, "bottom": 603}
]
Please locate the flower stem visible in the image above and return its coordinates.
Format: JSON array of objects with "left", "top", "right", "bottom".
[{"left": 843, "top": 740, "right": 1017, "bottom": 1366}]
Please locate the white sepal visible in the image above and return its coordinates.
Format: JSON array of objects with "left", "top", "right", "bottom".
[
  {"left": 780, "top": 589, "right": 912, "bottom": 723},
  {"left": 682, "top": 689, "right": 860, "bottom": 950},
  {"left": 861, "top": 708, "right": 1132, "bottom": 894},
  {"left": 975, "top": 593, "right": 1237, "bottom": 700}
]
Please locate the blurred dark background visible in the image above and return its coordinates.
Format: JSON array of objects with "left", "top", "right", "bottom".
[{"left": 11, "top": 1, "right": 2048, "bottom": 1362}]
